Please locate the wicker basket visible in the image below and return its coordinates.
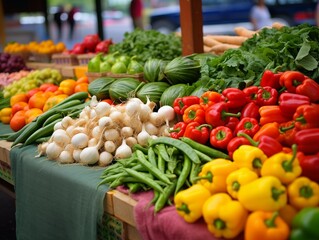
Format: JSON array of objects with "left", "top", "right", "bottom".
[
  {"left": 52, "top": 54, "right": 79, "bottom": 66},
  {"left": 77, "top": 53, "right": 97, "bottom": 66}
]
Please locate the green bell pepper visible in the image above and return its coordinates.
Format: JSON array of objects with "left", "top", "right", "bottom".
[{"left": 290, "top": 207, "right": 319, "bottom": 240}]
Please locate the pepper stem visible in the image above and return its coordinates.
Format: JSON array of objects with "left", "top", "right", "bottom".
[
  {"left": 279, "top": 123, "right": 295, "bottom": 133},
  {"left": 282, "top": 144, "right": 297, "bottom": 172},
  {"left": 300, "top": 186, "right": 313, "bottom": 199},
  {"left": 272, "top": 187, "right": 285, "bottom": 201},
  {"left": 252, "top": 158, "right": 263, "bottom": 169},
  {"left": 196, "top": 124, "right": 212, "bottom": 131},
  {"left": 232, "top": 181, "right": 240, "bottom": 191},
  {"left": 214, "top": 219, "right": 226, "bottom": 230},
  {"left": 264, "top": 211, "right": 279, "bottom": 228},
  {"left": 176, "top": 203, "right": 191, "bottom": 214},
  {"left": 221, "top": 110, "right": 241, "bottom": 119},
  {"left": 237, "top": 132, "right": 258, "bottom": 147},
  {"left": 295, "top": 115, "right": 307, "bottom": 124},
  {"left": 192, "top": 172, "right": 213, "bottom": 183}
]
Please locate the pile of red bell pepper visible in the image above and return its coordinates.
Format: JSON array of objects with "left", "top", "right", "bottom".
[{"left": 170, "top": 70, "right": 319, "bottom": 183}]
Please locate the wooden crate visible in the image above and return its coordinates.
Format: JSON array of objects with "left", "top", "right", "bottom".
[
  {"left": 52, "top": 54, "right": 79, "bottom": 66},
  {"left": 106, "top": 72, "right": 145, "bottom": 82},
  {"left": 77, "top": 53, "right": 97, "bottom": 66},
  {"left": 32, "top": 53, "right": 53, "bottom": 63},
  {"left": 86, "top": 72, "right": 108, "bottom": 83}
]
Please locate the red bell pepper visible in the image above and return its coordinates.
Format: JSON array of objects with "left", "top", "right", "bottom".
[
  {"left": 256, "top": 86, "right": 278, "bottom": 106},
  {"left": 221, "top": 87, "right": 247, "bottom": 109},
  {"left": 169, "top": 121, "right": 187, "bottom": 139},
  {"left": 242, "top": 86, "right": 259, "bottom": 104},
  {"left": 293, "top": 104, "right": 319, "bottom": 130},
  {"left": 209, "top": 126, "right": 233, "bottom": 150},
  {"left": 278, "top": 92, "right": 310, "bottom": 118},
  {"left": 259, "top": 105, "right": 290, "bottom": 126},
  {"left": 199, "top": 91, "right": 221, "bottom": 110},
  {"left": 182, "top": 104, "right": 206, "bottom": 124},
  {"left": 295, "top": 128, "right": 319, "bottom": 155},
  {"left": 225, "top": 117, "right": 240, "bottom": 132},
  {"left": 297, "top": 151, "right": 319, "bottom": 183},
  {"left": 173, "top": 96, "right": 200, "bottom": 115},
  {"left": 205, "top": 102, "right": 241, "bottom": 128},
  {"left": 278, "top": 121, "right": 297, "bottom": 147},
  {"left": 238, "top": 132, "right": 283, "bottom": 157},
  {"left": 227, "top": 136, "right": 251, "bottom": 160},
  {"left": 234, "top": 117, "right": 260, "bottom": 137},
  {"left": 240, "top": 101, "right": 260, "bottom": 120},
  {"left": 296, "top": 78, "right": 319, "bottom": 103},
  {"left": 260, "top": 69, "right": 282, "bottom": 90},
  {"left": 183, "top": 122, "right": 211, "bottom": 145},
  {"left": 279, "top": 70, "right": 306, "bottom": 93}
]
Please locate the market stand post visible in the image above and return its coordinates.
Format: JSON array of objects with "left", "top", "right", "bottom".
[{"left": 179, "top": 0, "right": 204, "bottom": 55}]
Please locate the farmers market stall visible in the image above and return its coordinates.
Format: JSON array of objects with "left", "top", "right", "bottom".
[{"left": 1, "top": 20, "right": 319, "bottom": 240}]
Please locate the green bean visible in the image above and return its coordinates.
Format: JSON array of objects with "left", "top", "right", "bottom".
[
  {"left": 42, "top": 113, "right": 62, "bottom": 126},
  {"left": 132, "top": 144, "right": 149, "bottom": 154},
  {"left": 136, "top": 150, "right": 171, "bottom": 185},
  {"left": 180, "top": 137, "right": 230, "bottom": 159},
  {"left": 149, "top": 137, "right": 200, "bottom": 164},
  {"left": 98, "top": 172, "right": 129, "bottom": 187},
  {"left": 157, "top": 153, "right": 165, "bottom": 173},
  {"left": 194, "top": 149, "right": 213, "bottom": 162},
  {"left": 189, "top": 162, "right": 202, "bottom": 184},
  {"left": 147, "top": 147, "right": 157, "bottom": 166},
  {"left": 35, "top": 136, "right": 51, "bottom": 144},
  {"left": 175, "top": 155, "right": 192, "bottom": 195},
  {"left": 127, "top": 183, "right": 143, "bottom": 193},
  {"left": 156, "top": 144, "right": 170, "bottom": 162},
  {"left": 124, "top": 168, "right": 164, "bottom": 193},
  {"left": 154, "top": 180, "right": 177, "bottom": 213},
  {"left": 150, "top": 190, "right": 160, "bottom": 205}
]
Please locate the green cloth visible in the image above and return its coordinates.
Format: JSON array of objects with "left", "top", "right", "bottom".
[
  {"left": 0, "top": 122, "right": 12, "bottom": 134},
  {"left": 10, "top": 145, "right": 109, "bottom": 240}
]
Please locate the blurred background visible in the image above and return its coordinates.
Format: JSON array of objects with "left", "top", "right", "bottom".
[{"left": 1, "top": 0, "right": 317, "bottom": 50}]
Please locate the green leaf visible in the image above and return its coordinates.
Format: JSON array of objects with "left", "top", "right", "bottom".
[
  {"left": 296, "top": 55, "right": 318, "bottom": 71},
  {"left": 295, "top": 41, "right": 311, "bottom": 61}
]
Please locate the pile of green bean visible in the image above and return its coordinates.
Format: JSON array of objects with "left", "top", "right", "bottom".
[{"left": 99, "top": 136, "right": 229, "bottom": 212}]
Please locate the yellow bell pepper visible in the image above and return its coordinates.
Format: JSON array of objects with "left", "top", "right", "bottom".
[
  {"left": 261, "top": 144, "right": 302, "bottom": 185},
  {"left": 238, "top": 176, "right": 287, "bottom": 212},
  {"left": 174, "top": 184, "right": 211, "bottom": 223},
  {"left": 0, "top": 107, "right": 12, "bottom": 124},
  {"left": 195, "top": 159, "right": 237, "bottom": 194},
  {"left": 287, "top": 176, "right": 319, "bottom": 210},
  {"left": 226, "top": 167, "right": 258, "bottom": 199},
  {"left": 202, "top": 193, "right": 248, "bottom": 239},
  {"left": 42, "top": 94, "right": 68, "bottom": 112},
  {"left": 233, "top": 145, "right": 267, "bottom": 176}
]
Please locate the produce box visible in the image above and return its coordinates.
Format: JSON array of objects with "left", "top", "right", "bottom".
[
  {"left": 10, "top": 52, "right": 31, "bottom": 61},
  {"left": 52, "top": 53, "right": 79, "bottom": 66},
  {"left": 86, "top": 72, "right": 108, "bottom": 83},
  {"left": 77, "top": 53, "right": 97, "bottom": 66},
  {"left": 32, "top": 53, "right": 52, "bottom": 63},
  {"left": 0, "top": 161, "right": 13, "bottom": 185},
  {"left": 61, "top": 66, "right": 76, "bottom": 78}
]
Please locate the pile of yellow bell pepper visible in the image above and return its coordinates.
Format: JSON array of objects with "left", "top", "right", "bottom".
[{"left": 174, "top": 144, "right": 319, "bottom": 240}]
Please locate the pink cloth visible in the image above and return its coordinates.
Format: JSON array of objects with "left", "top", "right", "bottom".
[{"left": 117, "top": 187, "right": 243, "bottom": 240}]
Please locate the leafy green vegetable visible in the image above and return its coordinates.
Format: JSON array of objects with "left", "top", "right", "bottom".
[
  {"left": 108, "top": 29, "right": 182, "bottom": 63},
  {"left": 203, "top": 24, "right": 319, "bottom": 92}
]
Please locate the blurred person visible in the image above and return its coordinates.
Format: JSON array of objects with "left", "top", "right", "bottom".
[
  {"left": 130, "top": 0, "right": 144, "bottom": 29},
  {"left": 53, "top": 5, "right": 64, "bottom": 40},
  {"left": 67, "top": 6, "right": 78, "bottom": 40},
  {"left": 250, "top": 0, "right": 272, "bottom": 31}
]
